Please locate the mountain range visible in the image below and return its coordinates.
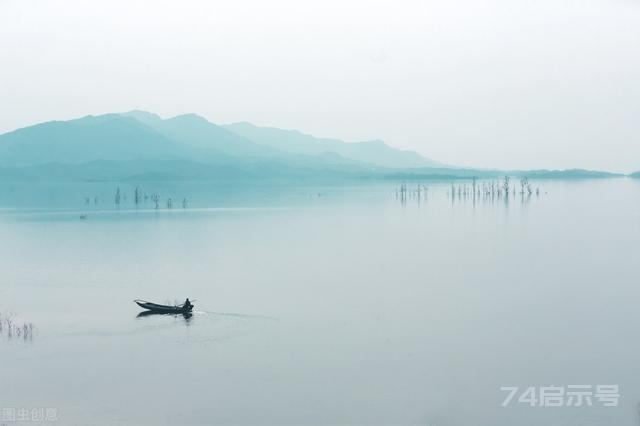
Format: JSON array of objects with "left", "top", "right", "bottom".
[
  {"left": 223, "top": 121, "right": 441, "bottom": 169},
  {"left": 0, "top": 111, "right": 626, "bottom": 181}
]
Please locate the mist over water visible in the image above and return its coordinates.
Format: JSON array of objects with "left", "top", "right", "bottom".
[{"left": 1, "top": 178, "right": 639, "bottom": 425}]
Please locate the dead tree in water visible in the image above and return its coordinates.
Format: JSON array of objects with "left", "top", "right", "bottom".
[
  {"left": 520, "top": 177, "right": 532, "bottom": 196},
  {"left": 115, "top": 187, "right": 121, "bottom": 206},
  {"left": 502, "top": 176, "right": 510, "bottom": 197},
  {"left": 396, "top": 183, "right": 407, "bottom": 203},
  {"left": 166, "top": 198, "right": 173, "bottom": 209},
  {"left": 134, "top": 186, "right": 141, "bottom": 206}
]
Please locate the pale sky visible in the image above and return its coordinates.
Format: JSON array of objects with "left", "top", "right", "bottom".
[{"left": 1, "top": 0, "right": 639, "bottom": 172}]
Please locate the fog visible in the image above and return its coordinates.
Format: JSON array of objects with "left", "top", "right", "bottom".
[{"left": 1, "top": 0, "right": 639, "bottom": 172}]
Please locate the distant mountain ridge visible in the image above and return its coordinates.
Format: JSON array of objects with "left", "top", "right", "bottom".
[
  {"left": 0, "top": 111, "right": 439, "bottom": 170},
  {"left": 0, "top": 111, "right": 621, "bottom": 181},
  {"left": 122, "top": 111, "right": 278, "bottom": 158},
  {"left": 223, "top": 121, "right": 441, "bottom": 169},
  {"left": 0, "top": 114, "right": 191, "bottom": 167}
]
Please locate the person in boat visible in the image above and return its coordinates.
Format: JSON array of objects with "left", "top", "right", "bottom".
[{"left": 183, "top": 298, "right": 193, "bottom": 310}]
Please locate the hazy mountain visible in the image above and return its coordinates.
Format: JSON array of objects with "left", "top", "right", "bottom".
[
  {"left": 0, "top": 112, "right": 621, "bottom": 182},
  {"left": 0, "top": 114, "right": 206, "bottom": 167},
  {"left": 223, "top": 122, "right": 441, "bottom": 169},
  {"left": 0, "top": 112, "right": 293, "bottom": 170},
  {"left": 0, "top": 112, "right": 379, "bottom": 180},
  {"left": 122, "top": 111, "right": 277, "bottom": 158},
  {"left": 384, "top": 167, "right": 623, "bottom": 180},
  {"left": 630, "top": 171, "right": 640, "bottom": 178},
  {"left": 511, "top": 169, "right": 623, "bottom": 179},
  {"left": 0, "top": 156, "right": 374, "bottom": 182}
]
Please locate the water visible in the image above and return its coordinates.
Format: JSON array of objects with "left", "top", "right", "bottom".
[{"left": 1, "top": 178, "right": 639, "bottom": 425}]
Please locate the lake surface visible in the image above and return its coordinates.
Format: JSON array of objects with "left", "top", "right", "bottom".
[{"left": 1, "top": 178, "right": 639, "bottom": 425}]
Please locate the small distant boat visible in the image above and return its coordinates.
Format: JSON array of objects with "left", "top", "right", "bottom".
[{"left": 134, "top": 299, "right": 193, "bottom": 314}]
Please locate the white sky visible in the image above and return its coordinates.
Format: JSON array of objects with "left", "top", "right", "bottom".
[{"left": 1, "top": 0, "right": 639, "bottom": 172}]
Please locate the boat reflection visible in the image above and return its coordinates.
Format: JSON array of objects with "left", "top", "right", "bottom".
[{"left": 136, "top": 310, "right": 193, "bottom": 322}]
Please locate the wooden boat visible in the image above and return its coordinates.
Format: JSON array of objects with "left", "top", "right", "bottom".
[{"left": 134, "top": 299, "right": 193, "bottom": 314}]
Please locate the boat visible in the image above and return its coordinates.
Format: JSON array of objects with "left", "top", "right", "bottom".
[{"left": 134, "top": 299, "right": 193, "bottom": 314}]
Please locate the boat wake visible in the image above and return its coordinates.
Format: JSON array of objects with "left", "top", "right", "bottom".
[{"left": 199, "top": 310, "right": 278, "bottom": 321}]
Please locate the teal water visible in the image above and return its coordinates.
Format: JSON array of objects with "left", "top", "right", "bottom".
[{"left": 1, "top": 179, "right": 639, "bottom": 425}]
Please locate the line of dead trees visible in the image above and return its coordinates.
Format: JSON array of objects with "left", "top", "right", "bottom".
[
  {"left": 447, "top": 176, "right": 540, "bottom": 200},
  {"left": 396, "top": 183, "right": 429, "bottom": 203},
  {"left": 396, "top": 176, "right": 541, "bottom": 204},
  {"left": 108, "top": 186, "right": 188, "bottom": 210},
  {"left": 0, "top": 312, "right": 34, "bottom": 341}
]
